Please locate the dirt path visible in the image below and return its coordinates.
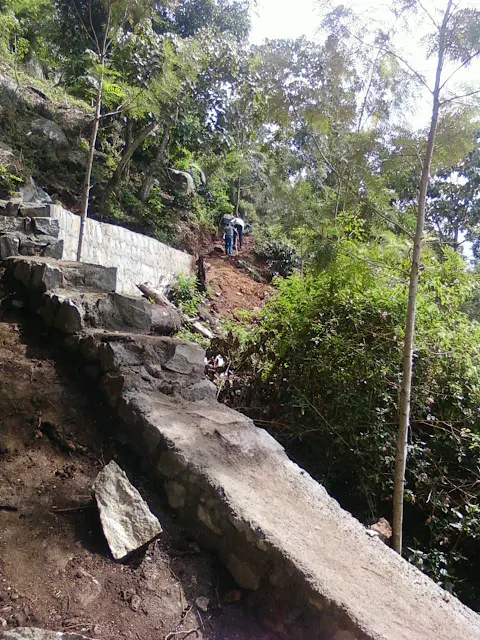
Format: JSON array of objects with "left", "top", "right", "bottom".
[
  {"left": 0, "top": 307, "right": 274, "bottom": 640},
  {"left": 202, "top": 236, "right": 273, "bottom": 320}
]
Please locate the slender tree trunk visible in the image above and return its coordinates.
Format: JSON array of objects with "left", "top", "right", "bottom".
[
  {"left": 139, "top": 123, "right": 171, "bottom": 203},
  {"left": 392, "top": 0, "right": 453, "bottom": 555},
  {"left": 235, "top": 175, "right": 241, "bottom": 216},
  {"left": 77, "top": 79, "right": 103, "bottom": 261},
  {"left": 76, "top": 0, "right": 113, "bottom": 261},
  {"left": 103, "top": 120, "right": 158, "bottom": 200},
  {"left": 124, "top": 117, "right": 133, "bottom": 185}
]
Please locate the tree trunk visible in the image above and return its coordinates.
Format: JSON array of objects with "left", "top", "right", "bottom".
[
  {"left": 76, "top": 1, "right": 113, "bottom": 261},
  {"left": 235, "top": 175, "right": 241, "bottom": 216},
  {"left": 139, "top": 123, "right": 171, "bottom": 203},
  {"left": 77, "top": 79, "right": 103, "bottom": 261},
  {"left": 103, "top": 120, "right": 158, "bottom": 200},
  {"left": 392, "top": 0, "right": 453, "bottom": 555},
  {"left": 196, "top": 255, "right": 206, "bottom": 293},
  {"left": 124, "top": 117, "right": 133, "bottom": 185}
]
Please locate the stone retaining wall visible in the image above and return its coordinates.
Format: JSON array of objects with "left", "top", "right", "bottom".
[
  {"left": 3, "top": 256, "right": 480, "bottom": 640},
  {"left": 50, "top": 205, "right": 194, "bottom": 296}
]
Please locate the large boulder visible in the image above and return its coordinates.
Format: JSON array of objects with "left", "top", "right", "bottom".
[
  {"left": 66, "top": 150, "right": 87, "bottom": 169},
  {"left": 180, "top": 379, "right": 217, "bottom": 402},
  {"left": 167, "top": 168, "right": 196, "bottom": 197},
  {"left": 151, "top": 304, "right": 182, "bottom": 335},
  {"left": 164, "top": 342, "right": 205, "bottom": 376},
  {"left": 0, "top": 235, "right": 19, "bottom": 258},
  {"left": 30, "top": 261, "right": 63, "bottom": 292},
  {"left": 18, "top": 235, "right": 63, "bottom": 259},
  {"left": 32, "top": 217, "right": 59, "bottom": 237},
  {"left": 93, "top": 460, "right": 162, "bottom": 561},
  {"left": 59, "top": 262, "right": 117, "bottom": 293},
  {"left": 30, "top": 117, "right": 68, "bottom": 148},
  {"left": 97, "top": 293, "right": 152, "bottom": 332}
]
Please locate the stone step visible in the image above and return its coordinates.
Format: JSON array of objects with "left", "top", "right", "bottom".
[
  {"left": 0, "top": 216, "right": 62, "bottom": 260},
  {"left": 3, "top": 257, "right": 182, "bottom": 338},
  {"left": 3, "top": 255, "right": 116, "bottom": 293},
  {"left": 65, "top": 331, "right": 208, "bottom": 405},
  {"left": 0, "top": 216, "right": 59, "bottom": 237},
  {"left": 117, "top": 390, "right": 480, "bottom": 640},
  {"left": 0, "top": 202, "right": 51, "bottom": 218}
]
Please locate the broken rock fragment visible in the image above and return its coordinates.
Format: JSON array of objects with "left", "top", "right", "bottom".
[
  {"left": 92, "top": 460, "right": 162, "bottom": 561},
  {"left": 0, "top": 630, "right": 94, "bottom": 640}
]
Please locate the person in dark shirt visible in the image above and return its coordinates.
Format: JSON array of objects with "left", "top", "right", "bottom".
[{"left": 224, "top": 223, "right": 234, "bottom": 255}]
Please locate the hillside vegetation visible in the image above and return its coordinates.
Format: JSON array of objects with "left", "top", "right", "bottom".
[{"left": 1, "top": 0, "right": 480, "bottom": 610}]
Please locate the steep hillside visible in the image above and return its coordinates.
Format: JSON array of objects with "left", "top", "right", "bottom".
[{"left": 0, "top": 300, "right": 272, "bottom": 639}]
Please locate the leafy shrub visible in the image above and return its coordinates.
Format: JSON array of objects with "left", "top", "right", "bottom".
[
  {"left": 171, "top": 274, "right": 204, "bottom": 317},
  {"left": 176, "top": 326, "right": 210, "bottom": 349},
  {"left": 256, "top": 236, "right": 299, "bottom": 278},
  {"left": 238, "top": 198, "right": 258, "bottom": 224},
  {"left": 231, "top": 247, "right": 480, "bottom": 604},
  {"left": 0, "top": 165, "right": 22, "bottom": 195},
  {"left": 105, "top": 186, "right": 175, "bottom": 244}
]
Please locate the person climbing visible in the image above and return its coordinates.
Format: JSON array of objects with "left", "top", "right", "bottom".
[
  {"left": 232, "top": 215, "right": 245, "bottom": 250},
  {"left": 223, "top": 222, "right": 234, "bottom": 256},
  {"left": 220, "top": 213, "right": 233, "bottom": 235}
]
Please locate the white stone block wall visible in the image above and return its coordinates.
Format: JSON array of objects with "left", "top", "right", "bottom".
[{"left": 50, "top": 205, "right": 194, "bottom": 296}]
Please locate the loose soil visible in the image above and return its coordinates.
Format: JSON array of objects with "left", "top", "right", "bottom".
[
  {"left": 0, "top": 304, "right": 275, "bottom": 640},
  {"left": 202, "top": 235, "right": 273, "bottom": 320}
]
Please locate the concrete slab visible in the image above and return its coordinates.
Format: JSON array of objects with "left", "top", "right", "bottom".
[{"left": 125, "top": 391, "right": 480, "bottom": 640}]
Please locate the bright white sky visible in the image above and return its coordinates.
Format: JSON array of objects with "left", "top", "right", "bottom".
[
  {"left": 250, "top": 0, "right": 480, "bottom": 129},
  {"left": 250, "top": 0, "right": 318, "bottom": 44}
]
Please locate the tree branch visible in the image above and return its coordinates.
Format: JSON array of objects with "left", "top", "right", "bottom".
[
  {"left": 416, "top": 0, "right": 440, "bottom": 30},
  {"left": 342, "top": 24, "right": 433, "bottom": 94},
  {"left": 440, "top": 88, "right": 480, "bottom": 106},
  {"left": 88, "top": 0, "right": 100, "bottom": 54},
  {"left": 440, "top": 50, "right": 480, "bottom": 89},
  {"left": 70, "top": 0, "right": 97, "bottom": 50}
]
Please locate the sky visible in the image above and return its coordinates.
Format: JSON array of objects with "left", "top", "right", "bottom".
[
  {"left": 250, "top": 0, "right": 318, "bottom": 45},
  {"left": 249, "top": 0, "right": 480, "bottom": 130},
  {"left": 249, "top": 0, "right": 478, "bottom": 260}
]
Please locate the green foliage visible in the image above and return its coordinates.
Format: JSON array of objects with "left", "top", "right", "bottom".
[
  {"left": 255, "top": 233, "right": 299, "bottom": 278},
  {"left": 0, "top": 164, "right": 22, "bottom": 194},
  {"left": 1, "top": 0, "right": 480, "bottom": 606},
  {"left": 228, "top": 246, "right": 480, "bottom": 603},
  {"left": 170, "top": 273, "right": 204, "bottom": 317},
  {"left": 176, "top": 326, "right": 210, "bottom": 349},
  {"left": 0, "top": 0, "right": 54, "bottom": 64},
  {"left": 104, "top": 184, "right": 176, "bottom": 244}
]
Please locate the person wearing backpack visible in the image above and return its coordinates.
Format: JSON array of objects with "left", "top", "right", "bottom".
[
  {"left": 232, "top": 216, "right": 245, "bottom": 250},
  {"left": 224, "top": 222, "right": 234, "bottom": 256}
]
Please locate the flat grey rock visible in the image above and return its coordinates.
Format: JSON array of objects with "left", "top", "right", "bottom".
[
  {"left": 164, "top": 342, "right": 205, "bottom": 375},
  {"left": 97, "top": 293, "right": 152, "bottom": 332},
  {"left": 181, "top": 379, "right": 217, "bottom": 402},
  {"left": 0, "top": 629, "right": 94, "bottom": 640},
  {"left": 32, "top": 218, "right": 59, "bottom": 237},
  {"left": 93, "top": 460, "right": 162, "bottom": 560},
  {"left": 0, "top": 217, "right": 27, "bottom": 234},
  {"left": 18, "top": 203, "right": 50, "bottom": 217},
  {"left": 0, "top": 235, "right": 19, "bottom": 258}
]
